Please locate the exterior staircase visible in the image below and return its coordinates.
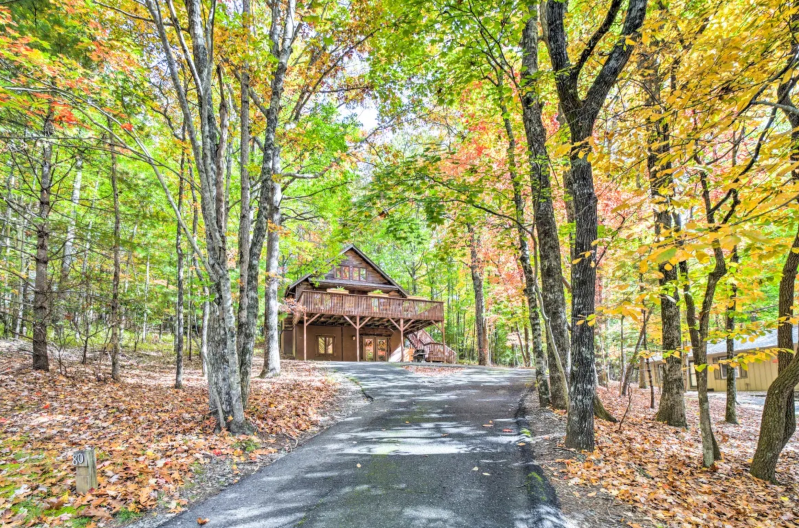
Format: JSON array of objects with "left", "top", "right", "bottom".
[{"left": 407, "top": 329, "right": 457, "bottom": 364}]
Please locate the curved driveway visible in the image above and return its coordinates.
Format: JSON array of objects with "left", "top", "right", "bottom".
[{"left": 158, "top": 363, "right": 568, "bottom": 528}]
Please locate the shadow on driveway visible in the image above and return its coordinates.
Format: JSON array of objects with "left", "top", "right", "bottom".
[{"left": 156, "top": 363, "right": 570, "bottom": 528}]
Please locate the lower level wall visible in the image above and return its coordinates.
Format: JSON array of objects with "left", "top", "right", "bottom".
[{"left": 282, "top": 323, "right": 402, "bottom": 362}]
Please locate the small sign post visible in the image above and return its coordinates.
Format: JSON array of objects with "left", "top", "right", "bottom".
[{"left": 73, "top": 448, "right": 97, "bottom": 493}]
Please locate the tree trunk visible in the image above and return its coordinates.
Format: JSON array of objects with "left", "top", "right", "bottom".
[
  {"left": 725, "top": 248, "right": 738, "bottom": 424},
  {"left": 643, "top": 55, "right": 687, "bottom": 427},
  {"left": 751, "top": 184, "right": 799, "bottom": 480},
  {"left": 498, "top": 87, "right": 558, "bottom": 405},
  {"left": 564, "top": 147, "right": 599, "bottom": 450},
  {"left": 260, "top": 181, "right": 283, "bottom": 378},
  {"left": 530, "top": 304, "right": 550, "bottom": 408},
  {"left": 32, "top": 111, "right": 54, "bottom": 372},
  {"left": 622, "top": 311, "right": 651, "bottom": 397},
  {"left": 142, "top": 252, "right": 150, "bottom": 342},
  {"left": 519, "top": 4, "right": 571, "bottom": 379},
  {"left": 680, "top": 256, "right": 723, "bottom": 467},
  {"left": 144, "top": 0, "right": 248, "bottom": 432},
  {"left": 174, "top": 162, "right": 185, "bottom": 389},
  {"left": 619, "top": 316, "right": 625, "bottom": 391},
  {"left": 467, "top": 225, "right": 488, "bottom": 366},
  {"left": 235, "top": 0, "right": 252, "bottom": 361},
  {"left": 544, "top": 0, "right": 647, "bottom": 450},
  {"left": 56, "top": 155, "right": 82, "bottom": 321},
  {"left": 646, "top": 358, "right": 655, "bottom": 409},
  {"left": 244, "top": 2, "right": 297, "bottom": 390},
  {"left": 110, "top": 133, "right": 122, "bottom": 381},
  {"left": 751, "top": 21, "right": 799, "bottom": 479}
]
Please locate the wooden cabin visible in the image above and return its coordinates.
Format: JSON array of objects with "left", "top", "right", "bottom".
[
  {"left": 281, "top": 245, "right": 455, "bottom": 363},
  {"left": 640, "top": 327, "right": 799, "bottom": 392}
]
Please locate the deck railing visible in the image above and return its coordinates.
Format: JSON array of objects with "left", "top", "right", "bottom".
[
  {"left": 423, "top": 343, "right": 457, "bottom": 364},
  {"left": 296, "top": 291, "right": 444, "bottom": 321}
]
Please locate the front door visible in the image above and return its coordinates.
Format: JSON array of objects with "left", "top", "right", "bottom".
[{"left": 362, "top": 336, "right": 389, "bottom": 361}]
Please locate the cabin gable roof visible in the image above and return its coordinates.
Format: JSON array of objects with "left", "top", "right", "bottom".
[{"left": 285, "top": 244, "right": 408, "bottom": 298}]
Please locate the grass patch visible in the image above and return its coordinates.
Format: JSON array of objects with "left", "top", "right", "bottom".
[{"left": 116, "top": 507, "right": 142, "bottom": 523}]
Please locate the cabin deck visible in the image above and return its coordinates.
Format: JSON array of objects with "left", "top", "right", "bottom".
[{"left": 292, "top": 291, "right": 443, "bottom": 333}]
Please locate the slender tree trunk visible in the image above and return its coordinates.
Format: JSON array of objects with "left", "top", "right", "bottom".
[
  {"left": 680, "top": 256, "right": 723, "bottom": 467},
  {"left": 110, "top": 133, "right": 122, "bottom": 381},
  {"left": 467, "top": 225, "right": 488, "bottom": 366},
  {"left": 145, "top": 0, "right": 249, "bottom": 432},
  {"left": 13, "top": 212, "right": 28, "bottom": 337},
  {"left": 642, "top": 55, "right": 687, "bottom": 427},
  {"left": 174, "top": 161, "right": 185, "bottom": 389},
  {"left": 622, "top": 311, "right": 651, "bottom": 397},
  {"left": 499, "top": 89, "right": 558, "bottom": 405},
  {"left": 32, "top": 111, "right": 54, "bottom": 372},
  {"left": 245, "top": 2, "right": 298, "bottom": 388},
  {"left": 261, "top": 180, "right": 282, "bottom": 378},
  {"left": 725, "top": 248, "right": 738, "bottom": 424},
  {"left": 646, "top": 358, "right": 655, "bottom": 409},
  {"left": 56, "top": 156, "right": 82, "bottom": 322},
  {"left": 519, "top": 5, "right": 571, "bottom": 381},
  {"left": 236, "top": 0, "right": 252, "bottom": 360},
  {"left": 1, "top": 171, "right": 13, "bottom": 337},
  {"left": 619, "top": 316, "right": 625, "bottom": 390},
  {"left": 142, "top": 252, "right": 150, "bottom": 342}
]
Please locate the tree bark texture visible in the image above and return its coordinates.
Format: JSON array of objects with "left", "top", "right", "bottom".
[
  {"left": 467, "top": 225, "right": 489, "bottom": 366},
  {"left": 725, "top": 248, "right": 738, "bottom": 425},
  {"left": 235, "top": 0, "right": 252, "bottom": 361},
  {"left": 681, "top": 257, "right": 722, "bottom": 467},
  {"left": 110, "top": 134, "right": 122, "bottom": 381},
  {"left": 174, "top": 164, "right": 185, "bottom": 389},
  {"left": 544, "top": 0, "right": 647, "bottom": 450},
  {"left": 32, "top": 111, "right": 54, "bottom": 372},
  {"left": 245, "top": 0, "right": 297, "bottom": 389},
  {"left": 519, "top": 4, "right": 571, "bottom": 379},
  {"left": 499, "top": 89, "right": 558, "bottom": 406},
  {"left": 642, "top": 52, "right": 687, "bottom": 428},
  {"left": 261, "top": 180, "right": 283, "bottom": 378},
  {"left": 751, "top": 64, "right": 799, "bottom": 476}
]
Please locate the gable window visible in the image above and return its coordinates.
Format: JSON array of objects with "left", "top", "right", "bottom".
[
  {"left": 335, "top": 266, "right": 351, "bottom": 280},
  {"left": 317, "top": 335, "right": 335, "bottom": 355},
  {"left": 335, "top": 266, "right": 368, "bottom": 281}
]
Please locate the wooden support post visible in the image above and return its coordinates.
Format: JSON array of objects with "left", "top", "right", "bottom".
[
  {"left": 440, "top": 321, "right": 447, "bottom": 363},
  {"left": 302, "top": 313, "right": 322, "bottom": 361},
  {"left": 400, "top": 318, "right": 404, "bottom": 362},
  {"left": 73, "top": 448, "right": 97, "bottom": 494},
  {"left": 356, "top": 315, "right": 360, "bottom": 362}
]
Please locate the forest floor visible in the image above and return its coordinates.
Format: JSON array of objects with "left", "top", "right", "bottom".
[
  {"left": 0, "top": 339, "right": 360, "bottom": 528},
  {"left": 531, "top": 382, "right": 799, "bottom": 528}
]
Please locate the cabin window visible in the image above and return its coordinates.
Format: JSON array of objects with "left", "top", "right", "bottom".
[
  {"left": 335, "top": 266, "right": 351, "bottom": 280},
  {"left": 317, "top": 335, "right": 335, "bottom": 355},
  {"left": 357, "top": 267, "right": 367, "bottom": 281},
  {"left": 714, "top": 357, "right": 748, "bottom": 379}
]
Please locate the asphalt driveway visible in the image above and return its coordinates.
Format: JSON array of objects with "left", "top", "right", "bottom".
[{"left": 156, "top": 363, "right": 567, "bottom": 528}]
